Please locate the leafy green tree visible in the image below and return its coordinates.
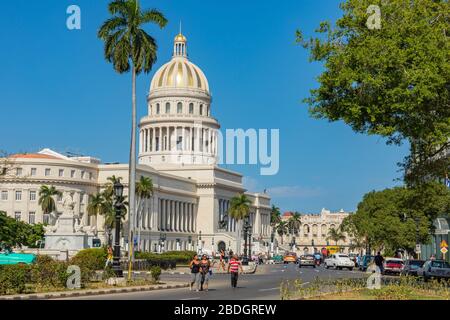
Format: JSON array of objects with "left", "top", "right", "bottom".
[
  {"left": 87, "top": 193, "right": 107, "bottom": 230},
  {"left": 296, "top": 0, "right": 449, "bottom": 185},
  {"left": 348, "top": 182, "right": 450, "bottom": 254},
  {"left": 98, "top": 0, "right": 167, "bottom": 263},
  {"left": 0, "top": 211, "right": 45, "bottom": 250}
]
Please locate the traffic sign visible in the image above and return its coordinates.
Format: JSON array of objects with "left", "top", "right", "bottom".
[
  {"left": 441, "top": 247, "right": 448, "bottom": 254},
  {"left": 440, "top": 240, "right": 448, "bottom": 248}
]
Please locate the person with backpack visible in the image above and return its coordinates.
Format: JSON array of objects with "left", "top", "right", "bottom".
[
  {"left": 189, "top": 254, "right": 201, "bottom": 291},
  {"left": 228, "top": 254, "right": 244, "bottom": 288}
]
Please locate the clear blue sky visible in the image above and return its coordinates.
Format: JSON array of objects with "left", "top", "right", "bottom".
[{"left": 0, "top": 0, "right": 408, "bottom": 213}]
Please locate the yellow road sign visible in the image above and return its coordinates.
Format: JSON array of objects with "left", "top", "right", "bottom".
[
  {"left": 440, "top": 240, "right": 448, "bottom": 248},
  {"left": 441, "top": 247, "right": 448, "bottom": 254}
]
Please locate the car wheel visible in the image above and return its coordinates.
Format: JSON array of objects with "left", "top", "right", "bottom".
[
  {"left": 349, "top": 268, "right": 353, "bottom": 271},
  {"left": 326, "top": 265, "right": 330, "bottom": 269},
  {"left": 313, "top": 265, "right": 316, "bottom": 268}
]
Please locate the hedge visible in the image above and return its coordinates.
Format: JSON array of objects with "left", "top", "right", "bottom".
[
  {"left": 69, "top": 247, "right": 107, "bottom": 283},
  {"left": 0, "top": 264, "right": 30, "bottom": 295}
]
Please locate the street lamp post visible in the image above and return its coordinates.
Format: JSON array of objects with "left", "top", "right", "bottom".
[
  {"left": 198, "top": 231, "right": 202, "bottom": 254},
  {"left": 160, "top": 233, "right": 166, "bottom": 253},
  {"left": 242, "top": 217, "right": 250, "bottom": 265},
  {"left": 112, "top": 181, "right": 124, "bottom": 277},
  {"left": 311, "top": 239, "right": 315, "bottom": 253},
  {"left": 270, "top": 232, "right": 275, "bottom": 259}
]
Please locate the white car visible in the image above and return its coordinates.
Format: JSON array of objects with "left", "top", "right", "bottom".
[{"left": 325, "top": 254, "right": 355, "bottom": 270}]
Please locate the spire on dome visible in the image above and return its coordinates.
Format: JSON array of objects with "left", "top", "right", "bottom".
[{"left": 173, "top": 29, "right": 187, "bottom": 58}]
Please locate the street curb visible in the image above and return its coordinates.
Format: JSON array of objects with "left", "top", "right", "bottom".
[{"left": 0, "top": 283, "right": 189, "bottom": 300}]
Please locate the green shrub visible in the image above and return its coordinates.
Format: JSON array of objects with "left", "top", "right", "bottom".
[
  {"left": 70, "top": 248, "right": 107, "bottom": 283},
  {"left": 31, "top": 255, "right": 69, "bottom": 289},
  {"left": 150, "top": 266, "right": 162, "bottom": 283},
  {"left": 0, "top": 264, "right": 30, "bottom": 295}
]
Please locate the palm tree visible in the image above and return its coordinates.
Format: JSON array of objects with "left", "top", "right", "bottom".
[
  {"left": 98, "top": 0, "right": 168, "bottom": 262},
  {"left": 326, "top": 227, "right": 346, "bottom": 246},
  {"left": 228, "top": 194, "right": 251, "bottom": 221},
  {"left": 101, "top": 190, "right": 128, "bottom": 246},
  {"left": 270, "top": 205, "right": 281, "bottom": 226},
  {"left": 135, "top": 176, "right": 153, "bottom": 251},
  {"left": 87, "top": 193, "right": 107, "bottom": 230},
  {"left": 275, "top": 221, "right": 289, "bottom": 245},
  {"left": 38, "top": 186, "right": 62, "bottom": 224},
  {"left": 288, "top": 212, "right": 302, "bottom": 235},
  {"left": 228, "top": 194, "right": 251, "bottom": 254}
]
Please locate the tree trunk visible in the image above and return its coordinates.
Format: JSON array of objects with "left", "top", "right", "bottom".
[{"left": 128, "top": 66, "right": 137, "bottom": 263}]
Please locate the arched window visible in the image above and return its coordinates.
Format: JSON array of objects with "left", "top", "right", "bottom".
[
  {"left": 165, "top": 102, "right": 170, "bottom": 114},
  {"left": 199, "top": 104, "right": 203, "bottom": 115},
  {"left": 177, "top": 102, "right": 182, "bottom": 114},
  {"left": 312, "top": 224, "right": 318, "bottom": 237},
  {"left": 303, "top": 224, "right": 310, "bottom": 234},
  {"left": 189, "top": 103, "right": 194, "bottom": 114},
  {"left": 321, "top": 224, "right": 327, "bottom": 237},
  {"left": 206, "top": 105, "right": 210, "bottom": 116},
  {"left": 156, "top": 103, "right": 160, "bottom": 115}
]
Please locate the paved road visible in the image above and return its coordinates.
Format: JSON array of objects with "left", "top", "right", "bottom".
[{"left": 57, "top": 263, "right": 367, "bottom": 300}]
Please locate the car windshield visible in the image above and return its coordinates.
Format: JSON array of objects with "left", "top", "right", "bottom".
[
  {"left": 409, "top": 260, "right": 424, "bottom": 267},
  {"left": 431, "top": 261, "right": 450, "bottom": 268},
  {"left": 302, "top": 255, "right": 314, "bottom": 260}
]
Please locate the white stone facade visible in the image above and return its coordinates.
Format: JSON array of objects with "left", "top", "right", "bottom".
[{"left": 0, "top": 33, "right": 272, "bottom": 255}]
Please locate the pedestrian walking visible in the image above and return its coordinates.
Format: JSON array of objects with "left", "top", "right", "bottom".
[
  {"left": 218, "top": 250, "right": 226, "bottom": 271},
  {"left": 228, "top": 254, "right": 244, "bottom": 288},
  {"left": 374, "top": 251, "right": 385, "bottom": 274},
  {"left": 105, "top": 245, "right": 113, "bottom": 268},
  {"left": 199, "top": 254, "right": 211, "bottom": 291},
  {"left": 189, "top": 254, "right": 201, "bottom": 291}
]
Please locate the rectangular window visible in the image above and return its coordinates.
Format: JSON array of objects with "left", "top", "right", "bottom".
[
  {"left": 31, "top": 168, "right": 37, "bottom": 176},
  {"left": 29, "top": 212, "right": 35, "bottom": 224},
  {"left": 45, "top": 168, "right": 51, "bottom": 176},
  {"left": 16, "top": 168, "right": 23, "bottom": 176},
  {"left": 43, "top": 213, "right": 50, "bottom": 225},
  {"left": 15, "top": 190, "right": 22, "bottom": 201},
  {"left": 89, "top": 172, "right": 93, "bottom": 180},
  {"left": 29, "top": 191, "right": 36, "bottom": 201},
  {"left": 81, "top": 171, "right": 85, "bottom": 179},
  {"left": 189, "top": 104, "right": 194, "bottom": 114},
  {"left": 80, "top": 193, "right": 85, "bottom": 204},
  {"left": 59, "top": 169, "right": 64, "bottom": 177},
  {"left": 71, "top": 170, "right": 75, "bottom": 178},
  {"left": 14, "top": 211, "right": 21, "bottom": 221},
  {"left": 1, "top": 191, "right": 7, "bottom": 201},
  {"left": 57, "top": 193, "right": 63, "bottom": 202}
]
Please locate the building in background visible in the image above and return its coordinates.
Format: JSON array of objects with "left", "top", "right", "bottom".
[{"left": 276, "top": 209, "right": 354, "bottom": 254}]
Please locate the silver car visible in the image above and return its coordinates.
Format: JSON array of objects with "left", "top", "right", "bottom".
[{"left": 417, "top": 260, "right": 450, "bottom": 281}]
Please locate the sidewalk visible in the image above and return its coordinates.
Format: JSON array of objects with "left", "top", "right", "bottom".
[{"left": 0, "top": 281, "right": 188, "bottom": 300}]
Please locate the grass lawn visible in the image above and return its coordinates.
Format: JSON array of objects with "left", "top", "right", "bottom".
[{"left": 312, "top": 288, "right": 448, "bottom": 300}]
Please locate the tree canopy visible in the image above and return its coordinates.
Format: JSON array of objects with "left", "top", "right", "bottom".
[
  {"left": 0, "top": 211, "right": 45, "bottom": 250},
  {"left": 297, "top": 0, "right": 450, "bottom": 185},
  {"left": 341, "top": 182, "right": 450, "bottom": 254}
]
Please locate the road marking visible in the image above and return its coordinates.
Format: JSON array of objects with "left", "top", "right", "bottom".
[
  {"left": 315, "top": 270, "right": 320, "bottom": 272},
  {"left": 181, "top": 297, "right": 201, "bottom": 300},
  {"left": 258, "top": 287, "right": 279, "bottom": 292}
]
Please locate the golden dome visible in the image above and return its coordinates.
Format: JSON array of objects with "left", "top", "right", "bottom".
[{"left": 174, "top": 33, "right": 187, "bottom": 42}]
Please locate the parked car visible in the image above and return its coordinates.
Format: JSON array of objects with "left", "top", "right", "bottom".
[
  {"left": 298, "top": 254, "right": 316, "bottom": 268},
  {"left": 283, "top": 252, "right": 297, "bottom": 264},
  {"left": 383, "top": 258, "right": 404, "bottom": 275},
  {"left": 401, "top": 260, "right": 425, "bottom": 276},
  {"left": 359, "top": 255, "right": 375, "bottom": 271},
  {"left": 0, "top": 250, "right": 36, "bottom": 265},
  {"left": 417, "top": 260, "right": 450, "bottom": 281},
  {"left": 272, "top": 255, "right": 284, "bottom": 264},
  {"left": 325, "top": 254, "right": 355, "bottom": 270}
]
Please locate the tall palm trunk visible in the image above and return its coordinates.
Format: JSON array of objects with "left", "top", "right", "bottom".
[{"left": 128, "top": 66, "right": 137, "bottom": 263}]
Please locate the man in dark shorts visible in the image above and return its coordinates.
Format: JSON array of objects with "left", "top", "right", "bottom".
[
  {"left": 374, "top": 251, "right": 384, "bottom": 274},
  {"left": 228, "top": 254, "right": 244, "bottom": 288}
]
